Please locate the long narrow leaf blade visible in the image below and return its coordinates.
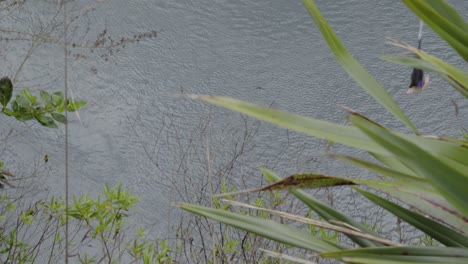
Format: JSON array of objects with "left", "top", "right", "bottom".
[
  {"left": 371, "top": 153, "right": 418, "bottom": 177},
  {"left": 179, "top": 203, "right": 342, "bottom": 252},
  {"left": 423, "top": 1, "right": 468, "bottom": 31},
  {"left": 261, "top": 168, "right": 381, "bottom": 247},
  {"left": 259, "top": 170, "right": 467, "bottom": 233},
  {"left": 321, "top": 246, "right": 468, "bottom": 258},
  {"left": 380, "top": 56, "right": 442, "bottom": 74},
  {"left": 403, "top": 0, "right": 468, "bottom": 61},
  {"left": 407, "top": 135, "right": 468, "bottom": 168},
  {"left": 331, "top": 154, "right": 427, "bottom": 184},
  {"left": 260, "top": 173, "right": 355, "bottom": 190},
  {"left": 350, "top": 114, "right": 468, "bottom": 217},
  {"left": 356, "top": 188, "right": 468, "bottom": 247},
  {"left": 340, "top": 257, "right": 468, "bottom": 264},
  {"left": 197, "top": 95, "right": 468, "bottom": 169},
  {"left": 322, "top": 246, "right": 468, "bottom": 264},
  {"left": 362, "top": 178, "right": 467, "bottom": 234},
  {"left": 259, "top": 168, "right": 466, "bottom": 232},
  {"left": 302, "top": 0, "right": 418, "bottom": 134},
  {"left": 195, "top": 95, "right": 381, "bottom": 153},
  {"left": 196, "top": 95, "right": 468, "bottom": 169}
]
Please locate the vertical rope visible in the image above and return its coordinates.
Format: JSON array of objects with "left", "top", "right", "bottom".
[
  {"left": 417, "top": 20, "right": 423, "bottom": 49},
  {"left": 63, "top": 1, "right": 69, "bottom": 263}
]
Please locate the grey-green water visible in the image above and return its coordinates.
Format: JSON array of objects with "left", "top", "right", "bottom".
[{"left": 0, "top": 0, "right": 466, "bottom": 242}]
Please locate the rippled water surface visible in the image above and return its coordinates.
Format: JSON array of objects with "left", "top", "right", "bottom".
[{"left": 1, "top": 0, "right": 466, "bottom": 238}]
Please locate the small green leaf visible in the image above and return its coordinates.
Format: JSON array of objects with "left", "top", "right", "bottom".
[
  {"left": 15, "top": 94, "right": 30, "bottom": 108},
  {"left": 34, "top": 106, "right": 45, "bottom": 113},
  {"left": 35, "top": 115, "right": 58, "bottom": 128},
  {"left": 45, "top": 103, "right": 55, "bottom": 112},
  {"left": 15, "top": 114, "right": 34, "bottom": 121},
  {"left": 67, "top": 103, "right": 76, "bottom": 112},
  {"left": 40, "top": 91, "right": 51, "bottom": 105},
  {"left": 2, "top": 108, "right": 13, "bottom": 116},
  {"left": 137, "top": 227, "right": 145, "bottom": 238},
  {"left": 6, "top": 202, "right": 15, "bottom": 211},
  {"left": 74, "top": 100, "right": 87, "bottom": 109},
  {"left": 57, "top": 104, "right": 65, "bottom": 113},
  {"left": 22, "top": 89, "right": 37, "bottom": 105},
  {"left": 0, "top": 77, "right": 13, "bottom": 108},
  {"left": 212, "top": 195, "right": 221, "bottom": 209},
  {"left": 12, "top": 101, "right": 18, "bottom": 112},
  {"left": 66, "top": 98, "right": 79, "bottom": 112},
  {"left": 51, "top": 92, "right": 63, "bottom": 106},
  {"left": 51, "top": 113, "right": 66, "bottom": 124}
]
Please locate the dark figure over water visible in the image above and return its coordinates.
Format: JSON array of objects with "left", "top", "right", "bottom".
[{"left": 407, "top": 21, "right": 429, "bottom": 94}]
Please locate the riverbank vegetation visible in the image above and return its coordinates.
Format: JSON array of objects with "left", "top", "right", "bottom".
[
  {"left": 1, "top": 0, "right": 467, "bottom": 263},
  {"left": 182, "top": 0, "right": 468, "bottom": 263}
]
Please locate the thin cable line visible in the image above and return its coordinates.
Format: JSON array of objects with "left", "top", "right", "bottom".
[
  {"left": 63, "top": 1, "right": 69, "bottom": 263},
  {"left": 418, "top": 19, "right": 423, "bottom": 42},
  {"left": 417, "top": 20, "right": 423, "bottom": 49}
]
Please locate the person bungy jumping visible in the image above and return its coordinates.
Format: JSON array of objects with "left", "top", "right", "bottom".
[{"left": 407, "top": 20, "right": 430, "bottom": 95}]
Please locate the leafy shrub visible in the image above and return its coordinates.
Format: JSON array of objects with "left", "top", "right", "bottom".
[
  {"left": 0, "top": 77, "right": 86, "bottom": 128},
  {"left": 0, "top": 184, "right": 174, "bottom": 263}
]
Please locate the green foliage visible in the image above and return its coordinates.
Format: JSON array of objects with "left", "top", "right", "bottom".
[
  {"left": 303, "top": 0, "right": 419, "bottom": 134},
  {"left": 0, "top": 77, "right": 12, "bottom": 109},
  {"left": 181, "top": 0, "right": 468, "bottom": 263},
  {"left": 0, "top": 184, "right": 176, "bottom": 263},
  {"left": 402, "top": 0, "right": 468, "bottom": 61},
  {"left": 0, "top": 76, "right": 87, "bottom": 128},
  {"left": 67, "top": 183, "right": 139, "bottom": 240},
  {"left": 127, "top": 227, "right": 173, "bottom": 264}
]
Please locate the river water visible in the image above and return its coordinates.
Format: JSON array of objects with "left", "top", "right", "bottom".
[{"left": 0, "top": 0, "right": 466, "bottom": 246}]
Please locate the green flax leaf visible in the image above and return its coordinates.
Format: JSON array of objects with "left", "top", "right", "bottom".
[
  {"left": 259, "top": 173, "right": 355, "bottom": 191},
  {"left": 403, "top": 0, "right": 468, "bottom": 61},
  {"left": 261, "top": 168, "right": 381, "bottom": 247},
  {"left": 356, "top": 188, "right": 468, "bottom": 247},
  {"left": 302, "top": 0, "right": 418, "bottom": 134},
  {"left": 349, "top": 114, "right": 468, "bottom": 217},
  {"left": 179, "top": 203, "right": 342, "bottom": 253}
]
